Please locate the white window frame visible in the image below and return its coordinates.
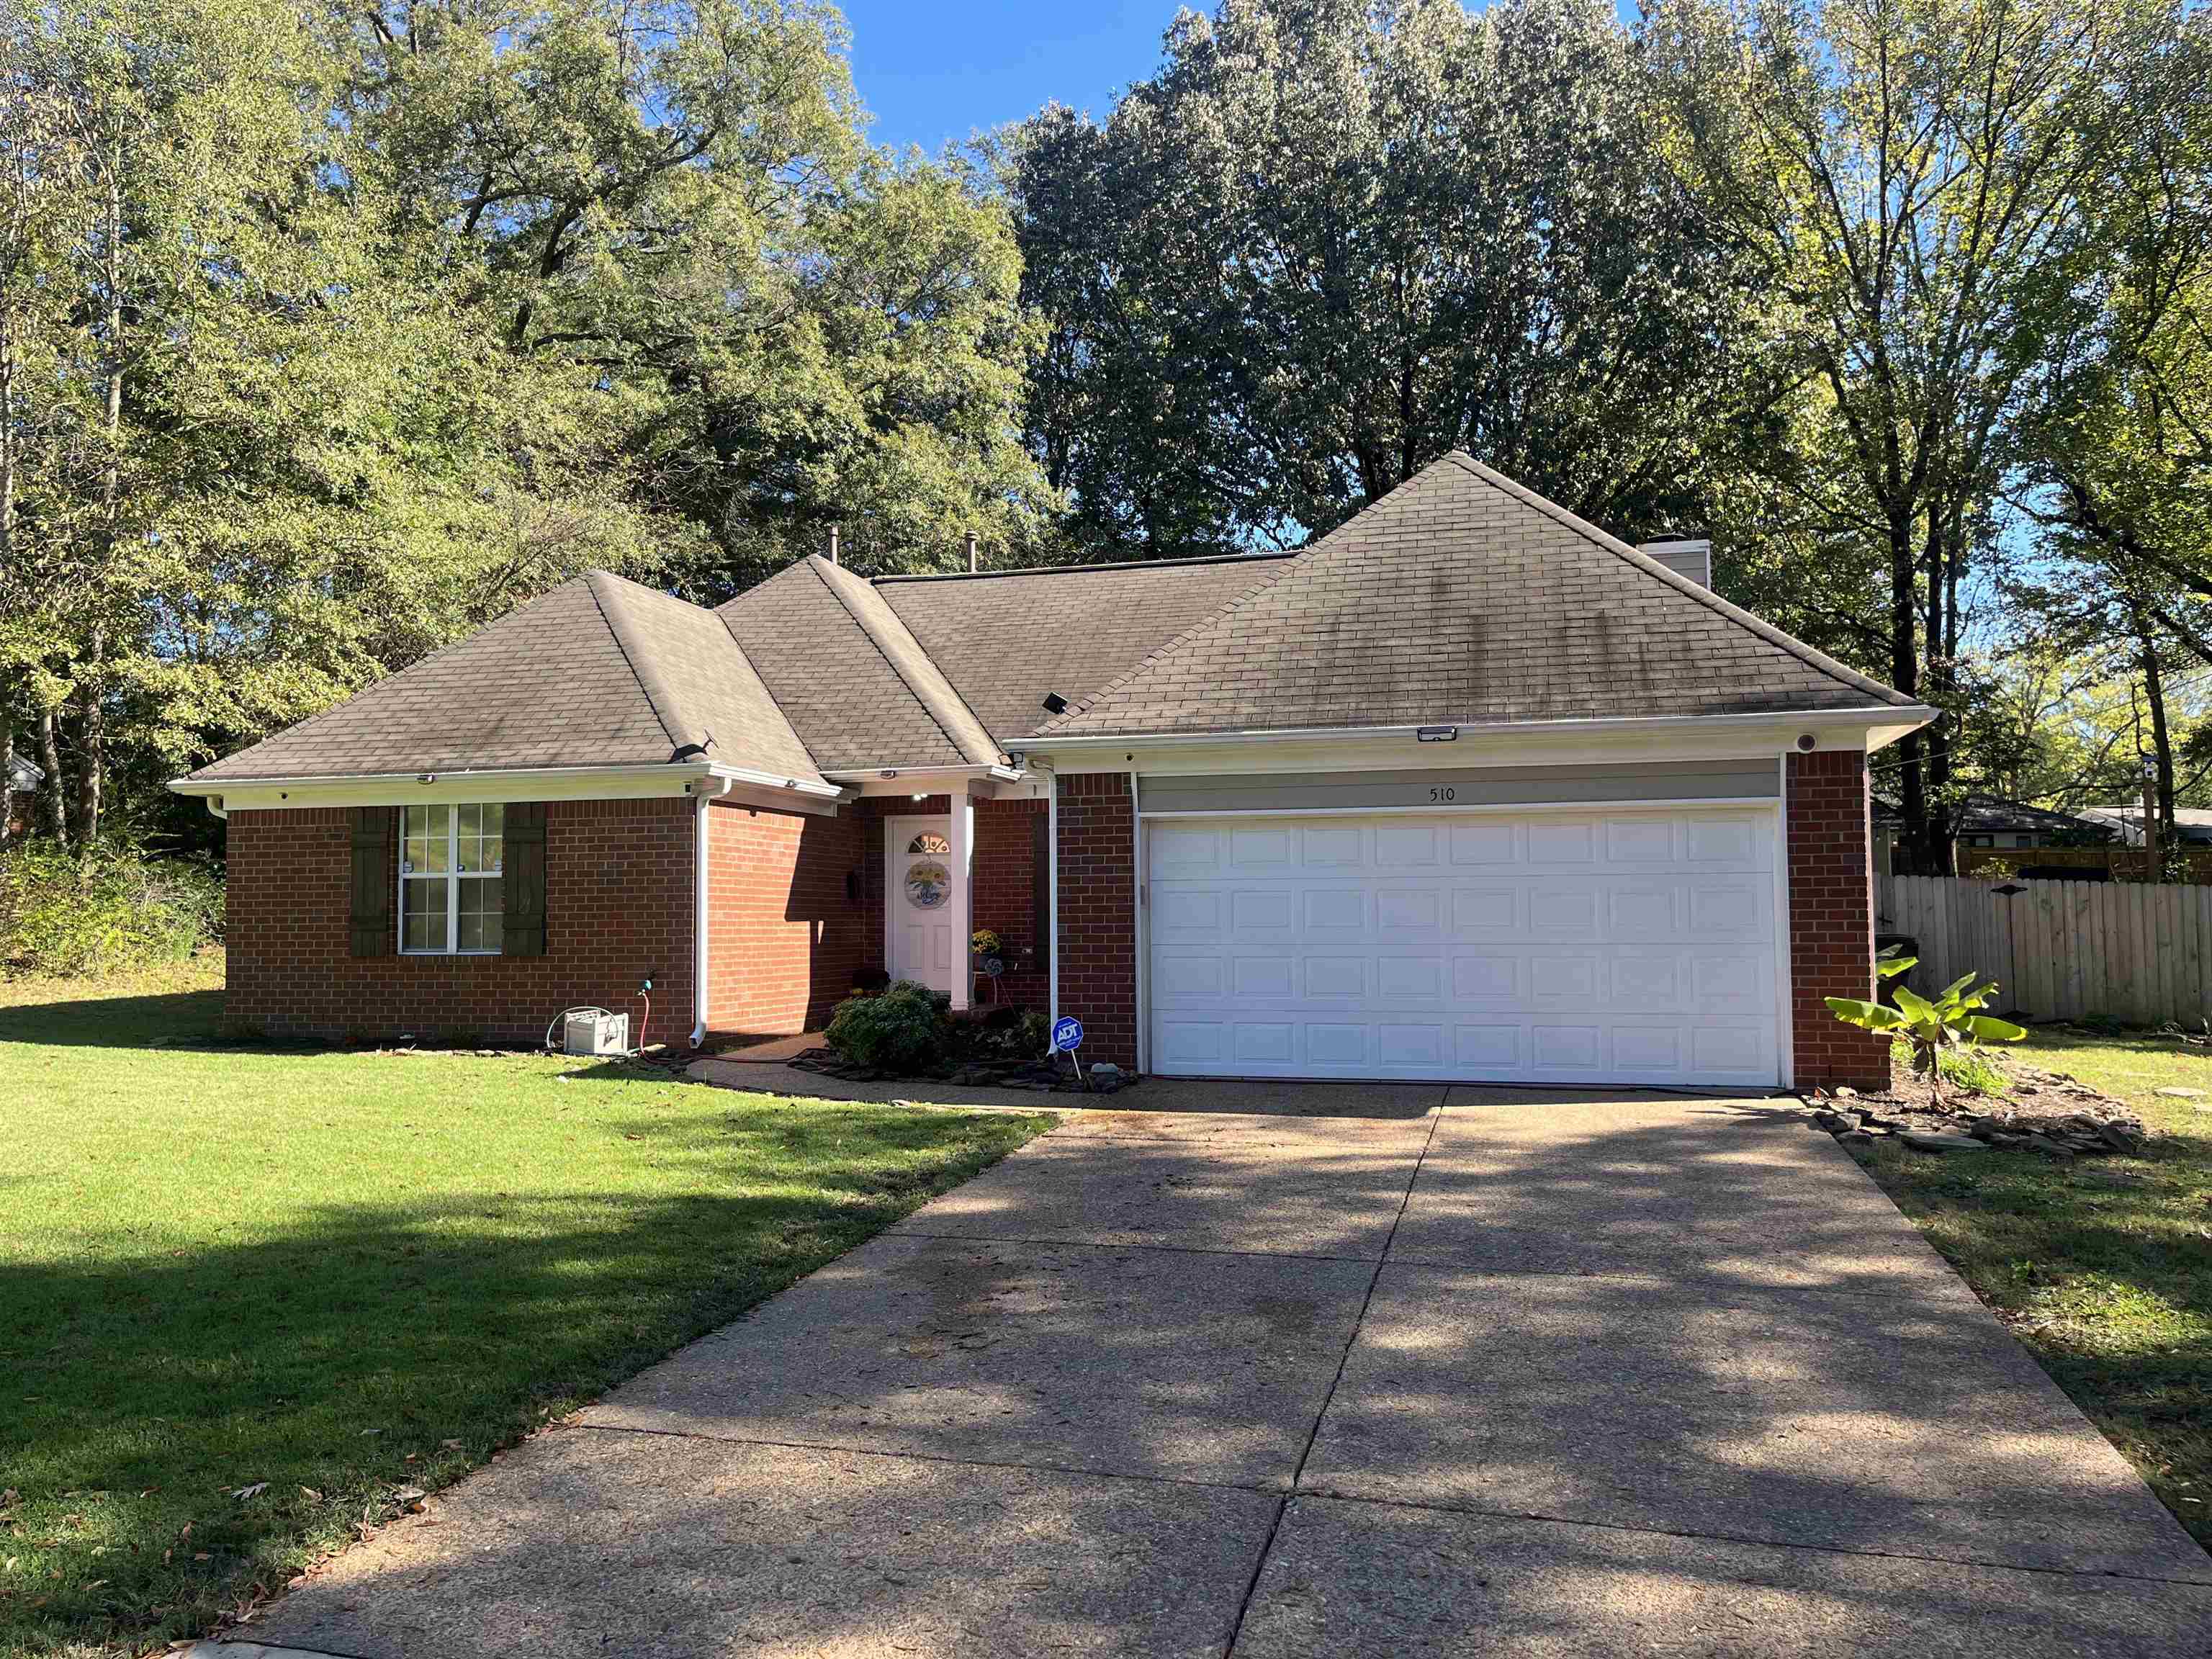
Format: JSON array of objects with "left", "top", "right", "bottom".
[{"left": 398, "top": 803, "right": 505, "bottom": 956}]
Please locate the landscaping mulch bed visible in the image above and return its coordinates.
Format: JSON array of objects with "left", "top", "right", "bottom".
[
  {"left": 786, "top": 1047, "right": 1134, "bottom": 1095},
  {"left": 1802, "top": 1056, "right": 2151, "bottom": 1159}
]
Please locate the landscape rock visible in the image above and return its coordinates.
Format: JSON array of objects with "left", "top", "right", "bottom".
[
  {"left": 1901, "top": 1130, "right": 1987, "bottom": 1153},
  {"left": 2153, "top": 1087, "right": 2205, "bottom": 1100}
]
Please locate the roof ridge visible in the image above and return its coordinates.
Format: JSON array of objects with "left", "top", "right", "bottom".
[
  {"left": 1030, "top": 476, "right": 1423, "bottom": 737},
  {"left": 873, "top": 551, "right": 1298, "bottom": 586},
  {"left": 809, "top": 556, "right": 1004, "bottom": 767},
  {"left": 1439, "top": 452, "right": 1912, "bottom": 709},
  {"left": 585, "top": 570, "right": 695, "bottom": 758}
]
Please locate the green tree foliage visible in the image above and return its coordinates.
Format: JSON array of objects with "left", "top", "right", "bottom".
[
  {"left": 344, "top": 0, "right": 1047, "bottom": 593},
  {"left": 1647, "top": 0, "right": 2188, "bottom": 871},
  {"left": 1011, "top": 0, "right": 1770, "bottom": 557},
  {"left": 0, "top": 0, "right": 1046, "bottom": 850}
]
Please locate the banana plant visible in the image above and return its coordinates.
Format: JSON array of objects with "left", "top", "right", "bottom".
[{"left": 1825, "top": 951, "right": 2026, "bottom": 1106}]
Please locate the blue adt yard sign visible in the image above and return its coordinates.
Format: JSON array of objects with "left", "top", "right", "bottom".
[{"left": 1051, "top": 1016, "right": 1084, "bottom": 1053}]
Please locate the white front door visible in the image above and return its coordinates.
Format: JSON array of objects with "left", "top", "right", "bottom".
[
  {"left": 886, "top": 816, "right": 958, "bottom": 993},
  {"left": 1146, "top": 806, "right": 1784, "bottom": 1087}
]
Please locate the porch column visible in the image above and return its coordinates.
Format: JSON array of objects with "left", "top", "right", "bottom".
[{"left": 948, "top": 787, "right": 975, "bottom": 1011}]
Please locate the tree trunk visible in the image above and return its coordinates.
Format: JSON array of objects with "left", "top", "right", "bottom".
[
  {"left": 77, "top": 163, "right": 124, "bottom": 848},
  {"left": 36, "top": 703, "right": 66, "bottom": 848},
  {"left": 1887, "top": 507, "right": 1929, "bottom": 872},
  {"left": 76, "top": 631, "right": 103, "bottom": 845},
  {"left": 2133, "top": 599, "right": 2177, "bottom": 845}
]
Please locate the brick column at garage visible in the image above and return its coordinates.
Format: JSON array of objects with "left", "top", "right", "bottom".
[
  {"left": 1054, "top": 771, "right": 1138, "bottom": 1069},
  {"left": 1786, "top": 750, "right": 1891, "bottom": 1091}
]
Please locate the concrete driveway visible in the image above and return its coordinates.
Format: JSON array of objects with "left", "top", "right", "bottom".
[{"left": 224, "top": 1087, "right": 2210, "bottom": 1658}]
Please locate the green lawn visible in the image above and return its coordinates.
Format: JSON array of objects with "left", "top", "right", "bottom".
[
  {"left": 0, "top": 958, "right": 1049, "bottom": 1659},
  {"left": 1854, "top": 1032, "right": 2212, "bottom": 1549}
]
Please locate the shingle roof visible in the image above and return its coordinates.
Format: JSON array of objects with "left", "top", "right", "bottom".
[
  {"left": 586, "top": 573, "right": 821, "bottom": 782},
  {"left": 878, "top": 554, "right": 1294, "bottom": 744},
  {"left": 1038, "top": 453, "right": 1913, "bottom": 738},
  {"left": 186, "top": 572, "right": 824, "bottom": 787},
  {"left": 184, "top": 457, "right": 1915, "bottom": 789},
  {"left": 811, "top": 558, "right": 1002, "bottom": 766},
  {"left": 715, "top": 558, "right": 974, "bottom": 770}
]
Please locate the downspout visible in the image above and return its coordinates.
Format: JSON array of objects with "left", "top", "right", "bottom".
[
  {"left": 1046, "top": 765, "right": 1060, "bottom": 1045},
  {"left": 691, "top": 778, "right": 732, "bottom": 1047}
]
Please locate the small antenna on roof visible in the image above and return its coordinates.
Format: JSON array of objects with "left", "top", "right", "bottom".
[{"left": 966, "top": 530, "right": 979, "bottom": 573}]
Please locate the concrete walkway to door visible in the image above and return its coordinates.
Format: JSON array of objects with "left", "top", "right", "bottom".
[{"left": 221, "top": 1087, "right": 2210, "bottom": 1658}]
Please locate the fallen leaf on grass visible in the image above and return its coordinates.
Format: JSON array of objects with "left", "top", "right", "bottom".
[
  {"left": 300, "top": 1487, "right": 322, "bottom": 1501},
  {"left": 230, "top": 1483, "right": 269, "bottom": 1502}
]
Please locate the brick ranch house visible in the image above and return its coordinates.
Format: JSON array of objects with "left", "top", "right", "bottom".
[{"left": 173, "top": 454, "right": 1931, "bottom": 1089}]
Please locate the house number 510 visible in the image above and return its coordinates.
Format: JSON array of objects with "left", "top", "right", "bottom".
[{"left": 1429, "top": 786, "right": 1456, "bottom": 803}]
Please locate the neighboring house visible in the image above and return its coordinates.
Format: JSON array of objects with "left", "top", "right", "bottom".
[
  {"left": 1871, "top": 793, "right": 2114, "bottom": 878},
  {"left": 1951, "top": 795, "right": 2114, "bottom": 850},
  {"left": 171, "top": 454, "right": 1931, "bottom": 1090},
  {"left": 4, "top": 752, "right": 41, "bottom": 838},
  {"left": 2078, "top": 804, "right": 2212, "bottom": 847}
]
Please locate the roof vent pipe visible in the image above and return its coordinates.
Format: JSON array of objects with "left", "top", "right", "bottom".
[
  {"left": 827, "top": 523, "right": 840, "bottom": 565},
  {"left": 966, "top": 531, "right": 979, "bottom": 573}
]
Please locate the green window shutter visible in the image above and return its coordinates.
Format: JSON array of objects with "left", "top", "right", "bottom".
[
  {"left": 349, "top": 806, "right": 395, "bottom": 958},
  {"left": 503, "top": 802, "right": 548, "bottom": 957},
  {"left": 1030, "top": 808, "right": 1050, "bottom": 961}
]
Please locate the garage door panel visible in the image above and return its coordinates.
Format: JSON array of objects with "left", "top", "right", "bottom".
[
  {"left": 1452, "top": 886, "right": 1521, "bottom": 935},
  {"left": 1452, "top": 953, "right": 1522, "bottom": 999},
  {"left": 1228, "top": 824, "right": 1295, "bottom": 866},
  {"left": 1154, "top": 888, "right": 1223, "bottom": 935},
  {"left": 1228, "top": 889, "right": 1295, "bottom": 935},
  {"left": 1449, "top": 822, "right": 1521, "bottom": 864},
  {"left": 1146, "top": 807, "right": 1781, "bottom": 1087},
  {"left": 1375, "top": 822, "right": 1442, "bottom": 866},
  {"left": 1300, "top": 824, "right": 1364, "bottom": 866}
]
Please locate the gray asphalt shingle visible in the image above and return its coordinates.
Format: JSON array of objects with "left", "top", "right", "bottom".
[{"left": 1039, "top": 453, "right": 1912, "bottom": 739}]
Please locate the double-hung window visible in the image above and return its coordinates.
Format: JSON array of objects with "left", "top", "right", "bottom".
[{"left": 400, "top": 804, "right": 504, "bottom": 953}]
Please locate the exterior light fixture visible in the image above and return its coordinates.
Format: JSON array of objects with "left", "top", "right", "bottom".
[{"left": 1416, "top": 727, "right": 1458, "bottom": 743}]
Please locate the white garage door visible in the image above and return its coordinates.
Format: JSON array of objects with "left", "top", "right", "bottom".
[{"left": 1146, "top": 806, "right": 1782, "bottom": 1087}]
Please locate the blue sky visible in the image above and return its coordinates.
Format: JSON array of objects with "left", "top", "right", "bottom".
[{"left": 836, "top": 1, "right": 1175, "bottom": 153}]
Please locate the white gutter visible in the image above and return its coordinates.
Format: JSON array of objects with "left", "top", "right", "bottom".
[
  {"left": 166, "top": 759, "right": 843, "bottom": 801},
  {"left": 691, "top": 774, "right": 733, "bottom": 1047},
  {"left": 821, "top": 764, "right": 1027, "bottom": 786},
  {"left": 1026, "top": 706, "right": 1940, "bottom": 751}
]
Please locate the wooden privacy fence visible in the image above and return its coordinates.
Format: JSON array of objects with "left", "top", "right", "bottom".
[{"left": 1876, "top": 875, "right": 2212, "bottom": 1028}]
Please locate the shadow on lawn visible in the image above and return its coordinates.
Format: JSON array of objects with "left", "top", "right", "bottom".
[
  {"left": 0, "top": 984, "right": 226, "bottom": 1048},
  {"left": 2, "top": 1110, "right": 1032, "bottom": 1657}
]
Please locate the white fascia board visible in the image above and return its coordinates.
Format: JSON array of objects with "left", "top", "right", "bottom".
[
  {"left": 1033, "top": 706, "right": 1938, "bottom": 777},
  {"left": 825, "top": 764, "right": 1031, "bottom": 798},
  {"left": 168, "top": 760, "right": 841, "bottom": 814}
]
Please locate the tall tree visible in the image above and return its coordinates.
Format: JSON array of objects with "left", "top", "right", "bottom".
[
  {"left": 1647, "top": 0, "right": 2182, "bottom": 872},
  {"left": 1012, "top": 0, "right": 1771, "bottom": 557},
  {"left": 346, "top": 0, "right": 1049, "bottom": 591}
]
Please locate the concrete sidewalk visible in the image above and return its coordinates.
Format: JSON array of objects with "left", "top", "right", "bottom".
[{"left": 215, "top": 1093, "right": 2210, "bottom": 1658}]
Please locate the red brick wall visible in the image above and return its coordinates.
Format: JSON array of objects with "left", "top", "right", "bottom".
[
  {"left": 970, "top": 797, "right": 1048, "bottom": 1010},
  {"left": 1056, "top": 771, "right": 1138, "bottom": 1067},
  {"left": 703, "top": 799, "right": 868, "bottom": 1036},
  {"left": 224, "top": 798, "right": 694, "bottom": 1047},
  {"left": 1788, "top": 750, "right": 1891, "bottom": 1090}
]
